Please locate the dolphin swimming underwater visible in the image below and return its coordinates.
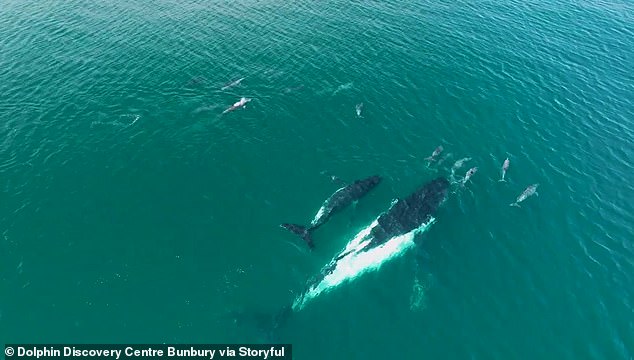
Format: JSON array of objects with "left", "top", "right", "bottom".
[
  {"left": 499, "top": 158, "right": 510, "bottom": 182},
  {"left": 510, "top": 183, "right": 539, "bottom": 207},
  {"left": 356, "top": 103, "right": 364, "bottom": 117},
  {"left": 221, "top": 77, "right": 245, "bottom": 91},
  {"left": 280, "top": 175, "right": 382, "bottom": 249}
]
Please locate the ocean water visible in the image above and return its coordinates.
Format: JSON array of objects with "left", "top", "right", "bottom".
[{"left": 1, "top": 0, "right": 633, "bottom": 359}]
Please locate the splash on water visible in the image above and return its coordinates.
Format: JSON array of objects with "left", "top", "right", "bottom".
[{"left": 293, "top": 216, "right": 437, "bottom": 311}]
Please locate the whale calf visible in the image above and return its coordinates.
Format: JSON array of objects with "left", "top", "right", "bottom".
[{"left": 281, "top": 175, "right": 382, "bottom": 249}]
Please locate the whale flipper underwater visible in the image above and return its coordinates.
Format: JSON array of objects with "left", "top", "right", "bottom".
[
  {"left": 246, "top": 176, "right": 450, "bottom": 337},
  {"left": 280, "top": 175, "right": 382, "bottom": 249}
]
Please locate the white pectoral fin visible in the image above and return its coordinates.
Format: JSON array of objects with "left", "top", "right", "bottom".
[{"left": 534, "top": 191, "right": 539, "bottom": 197}]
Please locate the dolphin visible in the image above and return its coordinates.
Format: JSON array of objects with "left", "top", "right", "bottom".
[
  {"left": 424, "top": 146, "right": 443, "bottom": 162},
  {"left": 185, "top": 76, "right": 206, "bottom": 87},
  {"left": 499, "top": 158, "right": 510, "bottom": 182},
  {"left": 462, "top": 167, "right": 478, "bottom": 185},
  {"left": 510, "top": 184, "right": 539, "bottom": 207},
  {"left": 280, "top": 175, "right": 382, "bottom": 249},
  {"left": 437, "top": 152, "right": 453, "bottom": 167},
  {"left": 356, "top": 103, "right": 364, "bottom": 117},
  {"left": 332, "top": 82, "right": 353, "bottom": 95},
  {"left": 222, "top": 97, "right": 251, "bottom": 114},
  {"left": 221, "top": 77, "right": 245, "bottom": 91},
  {"left": 451, "top": 157, "right": 471, "bottom": 174}
]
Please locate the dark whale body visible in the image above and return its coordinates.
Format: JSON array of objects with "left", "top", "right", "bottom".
[
  {"left": 235, "top": 177, "right": 451, "bottom": 340},
  {"left": 294, "top": 176, "right": 451, "bottom": 310},
  {"left": 367, "top": 176, "right": 450, "bottom": 247},
  {"left": 280, "top": 175, "right": 382, "bottom": 249}
]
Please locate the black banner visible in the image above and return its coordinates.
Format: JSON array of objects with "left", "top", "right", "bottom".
[{"left": 4, "top": 345, "right": 291, "bottom": 360}]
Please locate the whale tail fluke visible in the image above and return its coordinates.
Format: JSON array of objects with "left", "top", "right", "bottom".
[
  {"left": 260, "top": 305, "right": 294, "bottom": 341},
  {"left": 280, "top": 223, "right": 314, "bottom": 250},
  {"left": 271, "top": 305, "right": 293, "bottom": 332},
  {"left": 226, "top": 305, "right": 293, "bottom": 342},
  {"left": 509, "top": 202, "right": 521, "bottom": 208}
]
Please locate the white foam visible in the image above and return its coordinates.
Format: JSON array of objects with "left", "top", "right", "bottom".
[{"left": 293, "top": 217, "right": 436, "bottom": 310}]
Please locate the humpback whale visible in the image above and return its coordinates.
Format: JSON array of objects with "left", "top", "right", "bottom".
[
  {"left": 280, "top": 175, "right": 382, "bottom": 249},
  {"left": 233, "top": 177, "right": 450, "bottom": 340},
  {"left": 291, "top": 176, "right": 450, "bottom": 311}
]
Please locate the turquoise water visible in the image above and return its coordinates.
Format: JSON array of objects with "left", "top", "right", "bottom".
[{"left": 1, "top": 0, "right": 633, "bottom": 358}]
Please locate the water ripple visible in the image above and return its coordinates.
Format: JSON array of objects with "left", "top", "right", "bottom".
[{"left": 0, "top": 0, "right": 633, "bottom": 356}]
